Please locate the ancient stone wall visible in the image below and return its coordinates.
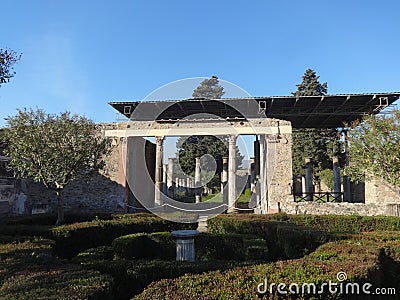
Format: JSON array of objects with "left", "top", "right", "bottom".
[
  {"left": 267, "top": 132, "right": 293, "bottom": 212},
  {"left": 282, "top": 201, "right": 400, "bottom": 216},
  {"left": 365, "top": 177, "right": 400, "bottom": 204}
]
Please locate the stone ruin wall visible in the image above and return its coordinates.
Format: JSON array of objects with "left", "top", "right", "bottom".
[{"left": 3, "top": 120, "right": 400, "bottom": 217}]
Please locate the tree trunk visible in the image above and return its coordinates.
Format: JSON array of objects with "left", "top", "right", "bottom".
[{"left": 55, "top": 190, "right": 65, "bottom": 226}]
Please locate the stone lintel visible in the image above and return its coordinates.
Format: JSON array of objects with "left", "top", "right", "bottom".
[{"left": 105, "top": 119, "right": 292, "bottom": 137}]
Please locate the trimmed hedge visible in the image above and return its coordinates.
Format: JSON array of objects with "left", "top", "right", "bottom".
[
  {"left": 1, "top": 212, "right": 113, "bottom": 226},
  {"left": 208, "top": 213, "right": 400, "bottom": 234},
  {"left": 113, "top": 232, "right": 176, "bottom": 260},
  {"left": 0, "top": 239, "right": 113, "bottom": 300},
  {"left": 208, "top": 216, "right": 331, "bottom": 260},
  {"left": 112, "top": 232, "right": 269, "bottom": 261},
  {"left": 134, "top": 234, "right": 400, "bottom": 300},
  {"left": 52, "top": 214, "right": 197, "bottom": 258},
  {"left": 74, "top": 246, "right": 252, "bottom": 300}
]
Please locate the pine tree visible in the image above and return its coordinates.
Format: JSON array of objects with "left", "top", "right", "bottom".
[
  {"left": 176, "top": 76, "right": 243, "bottom": 190},
  {"left": 291, "top": 69, "right": 343, "bottom": 182},
  {"left": 192, "top": 76, "right": 225, "bottom": 99}
]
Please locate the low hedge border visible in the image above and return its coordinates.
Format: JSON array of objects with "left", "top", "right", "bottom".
[
  {"left": 134, "top": 235, "right": 400, "bottom": 300},
  {"left": 0, "top": 239, "right": 113, "bottom": 300},
  {"left": 112, "top": 232, "right": 269, "bottom": 261},
  {"left": 208, "top": 216, "right": 332, "bottom": 260},
  {"left": 74, "top": 246, "right": 253, "bottom": 300},
  {"left": 52, "top": 214, "right": 197, "bottom": 258},
  {"left": 208, "top": 213, "right": 400, "bottom": 234}
]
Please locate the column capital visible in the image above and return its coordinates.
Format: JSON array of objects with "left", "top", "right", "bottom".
[
  {"left": 155, "top": 136, "right": 165, "bottom": 145},
  {"left": 228, "top": 134, "right": 238, "bottom": 144}
]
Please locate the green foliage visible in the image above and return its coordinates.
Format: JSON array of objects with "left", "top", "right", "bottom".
[
  {"left": 134, "top": 235, "right": 400, "bottom": 300},
  {"left": 75, "top": 251, "right": 247, "bottom": 300},
  {"left": 316, "top": 168, "right": 335, "bottom": 191},
  {"left": 1, "top": 108, "right": 112, "bottom": 225},
  {"left": 0, "top": 239, "right": 113, "bottom": 300},
  {"left": 51, "top": 214, "right": 196, "bottom": 258},
  {"left": 176, "top": 135, "right": 244, "bottom": 186},
  {"left": 292, "top": 69, "right": 328, "bottom": 97},
  {"left": 346, "top": 110, "right": 400, "bottom": 189},
  {"left": 0, "top": 48, "right": 21, "bottom": 86},
  {"left": 291, "top": 69, "right": 344, "bottom": 179},
  {"left": 1, "top": 212, "right": 113, "bottom": 226},
  {"left": 112, "top": 231, "right": 268, "bottom": 261},
  {"left": 207, "top": 215, "right": 331, "bottom": 260},
  {"left": 208, "top": 213, "right": 400, "bottom": 236},
  {"left": 176, "top": 76, "right": 243, "bottom": 190},
  {"left": 113, "top": 232, "right": 175, "bottom": 260},
  {"left": 192, "top": 76, "right": 225, "bottom": 99}
]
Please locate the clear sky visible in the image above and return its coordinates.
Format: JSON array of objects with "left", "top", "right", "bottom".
[{"left": 1, "top": 0, "right": 399, "bottom": 128}]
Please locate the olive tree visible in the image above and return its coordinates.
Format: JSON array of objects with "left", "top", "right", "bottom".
[
  {"left": 2, "top": 108, "right": 111, "bottom": 225},
  {"left": 346, "top": 110, "right": 400, "bottom": 190}
]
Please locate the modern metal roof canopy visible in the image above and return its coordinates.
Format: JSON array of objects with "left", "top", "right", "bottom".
[{"left": 109, "top": 92, "right": 400, "bottom": 128}]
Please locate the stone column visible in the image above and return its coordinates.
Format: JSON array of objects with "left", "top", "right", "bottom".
[
  {"left": 162, "top": 164, "right": 168, "bottom": 196},
  {"left": 342, "top": 130, "right": 351, "bottom": 202},
  {"left": 301, "top": 176, "right": 306, "bottom": 197},
  {"left": 155, "top": 136, "right": 165, "bottom": 206},
  {"left": 228, "top": 135, "right": 237, "bottom": 213},
  {"left": 221, "top": 157, "right": 228, "bottom": 207},
  {"left": 333, "top": 156, "right": 342, "bottom": 201},
  {"left": 167, "top": 158, "right": 175, "bottom": 198},
  {"left": 195, "top": 157, "right": 201, "bottom": 203},
  {"left": 305, "top": 157, "right": 313, "bottom": 201},
  {"left": 253, "top": 138, "right": 261, "bottom": 211},
  {"left": 259, "top": 135, "right": 267, "bottom": 213}
]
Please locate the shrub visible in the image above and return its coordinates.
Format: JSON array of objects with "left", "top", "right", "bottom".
[
  {"left": 208, "top": 215, "right": 331, "bottom": 260},
  {"left": 52, "top": 214, "right": 196, "bottom": 258},
  {"left": 74, "top": 246, "right": 250, "bottom": 300},
  {"left": 113, "top": 232, "right": 175, "bottom": 260},
  {"left": 0, "top": 239, "right": 113, "bottom": 300},
  {"left": 112, "top": 231, "right": 269, "bottom": 261},
  {"left": 2, "top": 212, "right": 113, "bottom": 226},
  {"left": 208, "top": 214, "right": 400, "bottom": 235},
  {"left": 134, "top": 235, "right": 400, "bottom": 300},
  {"left": 0, "top": 224, "right": 52, "bottom": 238}
]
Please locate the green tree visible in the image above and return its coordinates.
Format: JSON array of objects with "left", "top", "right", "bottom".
[
  {"left": 1, "top": 108, "right": 111, "bottom": 225},
  {"left": 192, "top": 76, "right": 225, "bottom": 99},
  {"left": 346, "top": 110, "right": 400, "bottom": 189},
  {"left": 176, "top": 76, "right": 243, "bottom": 190},
  {"left": 291, "top": 69, "right": 343, "bottom": 180},
  {"left": 0, "top": 48, "right": 21, "bottom": 86}
]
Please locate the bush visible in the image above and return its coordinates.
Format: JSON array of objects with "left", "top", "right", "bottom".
[
  {"left": 0, "top": 224, "right": 52, "bottom": 238},
  {"left": 134, "top": 235, "right": 400, "bottom": 300},
  {"left": 0, "top": 239, "right": 113, "bottom": 300},
  {"left": 113, "top": 232, "right": 175, "bottom": 260},
  {"left": 208, "top": 215, "right": 331, "bottom": 260},
  {"left": 2, "top": 212, "right": 113, "bottom": 226},
  {"left": 74, "top": 246, "right": 250, "bottom": 300},
  {"left": 112, "top": 231, "right": 269, "bottom": 261},
  {"left": 52, "top": 214, "right": 197, "bottom": 258},
  {"left": 208, "top": 213, "right": 400, "bottom": 235}
]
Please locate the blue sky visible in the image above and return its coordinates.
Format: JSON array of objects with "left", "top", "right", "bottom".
[{"left": 1, "top": 0, "right": 399, "bottom": 129}]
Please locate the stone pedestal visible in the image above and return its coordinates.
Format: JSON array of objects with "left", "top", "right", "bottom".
[{"left": 171, "top": 230, "right": 199, "bottom": 262}]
